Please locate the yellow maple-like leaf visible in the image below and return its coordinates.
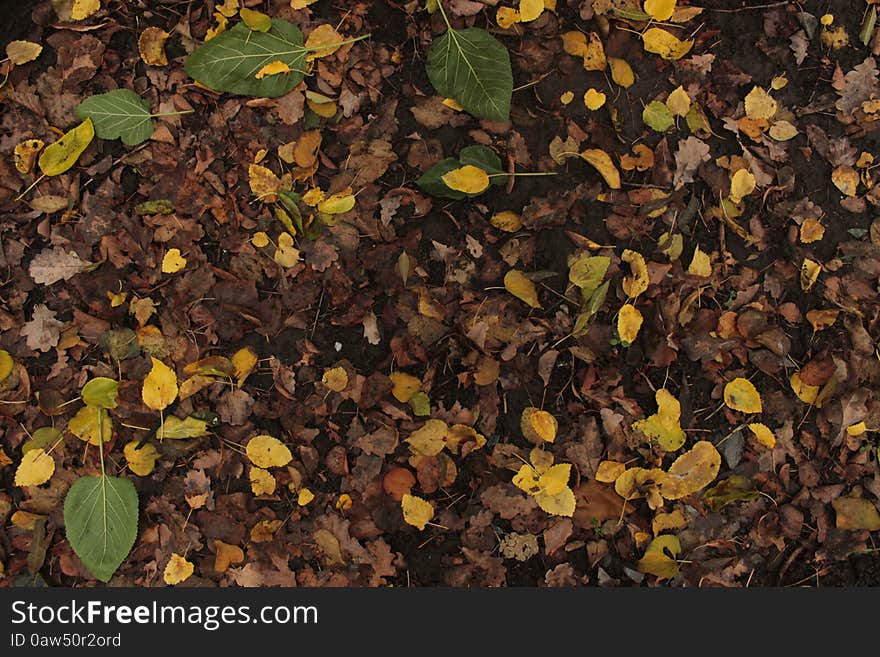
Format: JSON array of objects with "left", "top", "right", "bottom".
[
  {"left": 632, "top": 388, "right": 686, "bottom": 451},
  {"left": 790, "top": 371, "right": 819, "bottom": 404},
  {"left": 246, "top": 435, "right": 293, "bottom": 468},
  {"left": 519, "top": 0, "right": 544, "bottom": 22},
  {"left": 441, "top": 165, "right": 491, "bottom": 194},
  {"left": 69, "top": 404, "right": 111, "bottom": 446},
  {"left": 687, "top": 246, "right": 712, "bottom": 277},
  {"left": 322, "top": 366, "right": 349, "bottom": 392},
  {"left": 617, "top": 303, "right": 643, "bottom": 345},
  {"left": 621, "top": 249, "right": 649, "bottom": 298},
  {"left": 729, "top": 168, "right": 756, "bottom": 203},
  {"left": 644, "top": 0, "right": 676, "bottom": 21},
  {"left": 240, "top": 7, "right": 271, "bottom": 32},
  {"left": 39, "top": 119, "right": 95, "bottom": 177},
  {"left": 390, "top": 371, "right": 422, "bottom": 402},
  {"left": 216, "top": 0, "right": 239, "bottom": 17},
  {"left": 255, "top": 60, "right": 290, "bottom": 79},
  {"left": 137, "top": 27, "right": 170, "bottom": 66},
  {"left": 521, "top": 407, "right": 558, "bottom": 443},
  {"left": 306, "top": 24, "right": 344, "bottom": 61},
  {"left": 6, "top": 40, "right": 42, "bottom": 65},
  {"left": 317, "top": 189, "right": 356, "bottom": 214},
  {"left": 831, "top": 165, "right": 859, "bottom": 197},
  {"left": 274, "top": 232, "right": 300, "bottom": 268},
  {"left": 71, "top": 0, "right": 100, "bottom": 21},
  {"left": 214, "top": 540, "right": 244, "bottom": 573},
  {"left": 580, "top": 149, "right": 621, "bottom": 189},
  {"left": 124, "top": 441, "right": 159, "bottom": 476},
  {"left": 161, "top": 248, "right": 187, "bottom": 274},
  {"left": 15, "top": 449, "right": 55, "bottom": 487},
  {"left": 595, "top": 460, "right": 626, "bottom": 483},
  {"left": 163, "top": 553, "right": 194, "bottom": 586},
  {"left": 584, "top": 88, "right": 606, "bottom": 110},
  {"left": 608, "top": 57, "right": 635, "bottom": 88},
  {"left": 642, "top": 27, "right": 693, "bottom": 60},
  {"left": 406, "top": 419, "right": 448, "bottom": 456},
  {"left": 248, "top": 163, "right": 281, "bottom": 202},
  {"left": 748, "top": 423, "right": 776, "bottom": 448},
  {"left": 142, "top": 357, "right": 178, "bottom": 411},
  {"left": 401, "top": 493, "right": 434, "bottom": 530},
  {"left": 504, "top": 269, "right": 541, "bottom": 308},
  {"left": 744, "top": 86, "right": 777, "bottom": 120},
  {"left": 637, "top": 535, "right": 681, "bottom": 579},
  {"left": 800, "top": 258, "right": 820, "bottom": 291},
  {"left": 497, "top": 7, "right": 521, "bottom": 28},
  {"left": 660, "top": 440, "right": 721, "bottom": 500},
  {"left": 535, "top": 486, "right": 576, "bottom": 517},
  {"left": 666, "top": 85, "right": 691, "bottom": 117},
  {"left": 723, "top": 377, "right": 762, "bottom": 413},
  {"left": 250, "top": 466, "right": 276, "bottom": 495}
]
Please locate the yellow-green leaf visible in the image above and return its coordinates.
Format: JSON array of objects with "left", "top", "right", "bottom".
[
  {"left": 69, "top": 404, "right": 111, "bottom": 446},
  {"left": 240, "top": 7, "right": 271, "bottom": 31},
  {"left": 142, "top": 357, "right": 178, "bottom": 411},
  {"left": 38, "top": 119, "right": 95, "bottom": 177},
  {"left": 504, "top": 270, "right": 541, "bottom": 308}
]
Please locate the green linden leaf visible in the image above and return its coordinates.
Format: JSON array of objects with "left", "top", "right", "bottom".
[
  {"left": 74, "top": 90, "right": 155, "bottom": 146},
  {"left": 64, "top": 475, "right": 139, "bottom": 582},
  {"left": 643, "top": 100, "right": 675, "bottom": 132},
  {"left": 184, "top": 19, "right": 308, "bottom": 98},
  {"left": 426, "top": 27, "right": 512, "bottom": 122}
]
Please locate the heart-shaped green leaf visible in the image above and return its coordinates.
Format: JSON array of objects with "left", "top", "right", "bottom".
[
  {"left": 74, "top": 90, "right": 155, "bottom": 146},
  {"left": 64, "top": 475, "right": 139, "bottom": 582},
  {"left": 426, "top": 27, "right": 512, "bottom": 122}
]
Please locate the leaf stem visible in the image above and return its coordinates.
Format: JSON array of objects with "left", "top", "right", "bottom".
[
  {"left": 151, "top": 110, "right": 196, "bottom": 118},
  {"left": 436, "top": 1, "right": 452, "bottom": 30},
  {"left": 487, "top": 172, "right": 558, "bottom": 178},
  {"left": 14, "top": 173, "right": 46, "bottom": 202}
]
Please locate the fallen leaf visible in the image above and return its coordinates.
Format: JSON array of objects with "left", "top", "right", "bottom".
[
  {"left": 660, "top": 441, "right": 721, "bottom": 500},
  {"left": 250, "top": 466, "right": 276, "bottom": 495},
  {"left": 305, "top": 24, "right": 343, "bottom": 60},
  {"left": 666, "top": 85, "right": 691, "bottom": 117},
  {"left": 163, "top": 553, "right": 194, "bottom": 585},
  {"left": 642, "top": 27, "right": 693, "bottom": 60},
  {"left": 142, "top": 357, "right": 178, "bottom": 411},
  {"left": 723, "top": 377, "right": 762, "bottom": 413},
  {"left": 137, "top": 27, "right": 169, "bottom": 66},
  {"left": 402, "top": 493, "right": 434, "bottom": 530},
  {"left": 632, "top": 388, "right": 686, "bottom": 451},
  {"left": 6, "top": 40, "right": 42, "bottom": 65},
  {"left": 39, "top": 119, "right": 95, "bottom": 177},
  {"left": 832, "top": 497, "right": 880, "bottom": 531},
  {"left": 390, "top": 371, "right": 421, "bottom": 402},
  {"left": 521, "top": 407, "right": 558, "bottom": 444},
  {"left": 246, "top": 435, "right": 293, "bottom": 468},
  {"left": 608, "top": 57, "right": 635, "bottom": 88},
  {"left": 15, "top": 449, "right": 55, "bottom": 487},
  {"left": 248, "top": 164, "right": 281, "bottom": 202},
  {"left": 744, "top": 86, "right": 777, "bottom": 120},
  {"left": 240, "top": 7, "right": 271, "bottom": 32},
  {"left": 441, "top": 165, "right": 491, "bottom": 194},
  {"left": 617, "top": 303, "right": 643, "bottom": 345},
  {"left": 255, "top": 60, "right": 291, "bottom": 79},
  {"left": 161, "top": 248, "right": 187, "bottom": 274},
  {"left": 504, "top": 269, "right": 541, "bottom": 308},
  {"left": 644, "top": 0, "right": 676, "bottom": 21},
  {"left": 584, "top": 88, "right": 606, "bottom": 110},
  {"left": 637, "top": 535, "right": 681, "bottom": 579},
  {"left": 621, "top": 250, "right": 649, "bottom": 298},
  {"left": 29, "top": 247, "right": 93, "bottom": 285},
  {"left": 687, "top": 246, "right": 712, "bottom": 277},
  {"left": 71, "top": 0, "right": 101, "bottom": 21},
  {"left": 747, "top": 423, "right": 776, "bottom": 448},
  {"left": 214, "top": 540, "right": 244, "bottom": 573},
  {"left": 123, "top": 441, "right": 159, "bottom": 476},
  {"left": 580, "top": 149, "right": 621, "bottom": 189},
  {"left": 20, "top": 304, "right": 64, "bottom": 352}
]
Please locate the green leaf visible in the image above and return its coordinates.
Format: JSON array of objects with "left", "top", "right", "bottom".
[
  {"left": 643, "top": 100, "right": 674, "bottom": 132},
  {"left": 22, "top": 427, "right": 62, "bottom": 454},
  {"left": 459, "top": 145, "right": 506, "bottom": 185},
  {"left": 416, "top": 157, "right": 467, "bottom": 199},
  {"left": 569, "top": 255, "right": 610, "bottom": 300},
  {"left": 861, "top": 6, "right": 877, "bottom": 47},
  {"left": 81, "top": 377, "right": 119, "bottom": 409},
  {"left": 184, "top": 19, "right": 307, "bottom": 98},
  {"left": 74, "top": 90, "right": 155, "bottom": 146},
  {"left": 585, "top": 280, "right": 610, "bottom": 317},
  {"left": 64, "top": 475, "right": 139, "bottom": 582},
  {"left": 156, "top": 415, "right": 211, "bottom": 440},
  {"left": 426, "top": 27, "right": 512, "bottom": 122}
]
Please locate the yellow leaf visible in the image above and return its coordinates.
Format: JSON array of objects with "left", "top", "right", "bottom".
[
  {"left": 660, "top": 441, "right": 721, "bottom": 500},
  {"left": 519, "top": 0, "right": 544, "bottom": 22},
  {"left": 206, "top": 11, "right": 229, "bottom": 40},
  {"left": 11, "top": 510, "right": 46, "bottom": 530},
  {"left": 124, "top": 441, "right": 159, "bottom": 476},
  {"left": 290, "top": 0, "right": 317, "bottom": 8},
  {"left": 390, "top": 371, "right": 422, "bottom": 402},
  {"left": 441, "top": 165, "right": 491, "bottom": 194},
  {"left": 240, "top": 7, "right": 271, "bottom": 31},
  {"left": 317, "top": 189, "right": 356, "bottom": 214},
  {"left": 38, "top": 119, "right": 94, "bottom": 177},
  {"left": 322, "top": 366, "right": 349, "bottom": 392},
  {"left": 768, "top": 120, "right": 798, "bottom": 141},
  {"left": 13, "top": 139, "right": 44, "bottom": 174},
  {"left": 770, "top": 74, "right": 788, "bottom": 90},
  {"left": 69, "top": 404, "right": 111, "bottom": 446},
  {"left": 504, "top": 269, "right": 541, "bottom": 308},
  {"left": 248, "top": 163, "right": 281, "bottom": 202},
  {"left": 580, "top": 149, "right": 621, "bottom": 189},
  {"left": 250, "top": 519, "right": 282, "bottom": 543},
  {"left": 513, "top": 463, "right": 542, "bottom": 495},
  {"left": 799, "top": 218, "right": 825, "bottom": 244},
  {"left": 800, "top": 258, "right": 820, "bottom": 291},
  {"left": 620, "top": 144, "right": 654, "bottom": 172},
  {"left": 644, "top": 0, "right": 676, "bottom": 21},
  {"left": 581, "top": 32, "right": 606, "bottom": 70},
  {"left": 632, "top": 388, "right": 686, "bottom": 451},
  {"left": 142, "top": 357, "right": 178, "bottom": 411},
  {"left": 652, "top": 510, "right": 687, "bottom": 534},
  {"left": 584, "top": 88, "right": 606, "bottom": 110},
  {"left": 617, "top": 303, "right": 643, "bottom": 345},
  {"left": 608, "top": 57, "right": 635, "bottom": 88},
  {"left": 666, "top": 85, "right": 691, "bottom": 117},
  {"left": 214, "top": 540, "right": 244, "bottom": 573},
  {"left": 71, "top": 0, "right": 100, "bottom": 21},
  {"left": 252, "top": 231, "right": 270, "bottom": 248},
  {"left": 161, "top": 248, "right": 187, "bottom": 274},
  {"left": 615, "top": 467, "right": 666, "bottom": 508},
  {"left": 298, "top": 488, "right": 315, "bottom": 506},
  {"left": 521, "top": 407, "right": 558, "bottom": 444},
  {"left": 637, "top": 535, "right": 681, "bottom": 579},
  {"left": 535, "top": 486, "right": 576, "bottom": 517},
  {"left": 441, "top": 97, "right": 464, "bottom": 111},
  {"left": 832, "top": 497, "right": 880, "bottom": 531},
  {"left": 744, "top": 86, "right": 777, "bottom": 120},
  {"left": 401, "top": 493, "right": 434, "bottom": 530},
  {"left": 621, "top": 249, "right": 649, "bottom": 298},
  {"left": 246, "top": 435, "right": 292, "bottom": 468},
  {"left": 490, "top": 210, "right": 523, "bottom": 232},
  {"left": 642, "top": 27, "right": 693, "bottom": 60},
  {"left": 831, "top": 165, "right": 859, "bottom": 196},
  {"left": 806, "top": 309, "right": 839, "bottom": 333},
  {"left": 497, "top": 7, "right": 521, "bottom": 29},
  {"left": 790, "top": 371, "right": 819, "bottom": 404},
  {"left": 274, "top": 232, "right": 300, "bottom": 268},
  {"left": 307, "top": 98, "right": 337, "bottom": 117},
  {"left": 216, "top": 0, "right": 239, "bottom": 17},
  {"left": 406, "top": 419, "right": 448, "bottom": 456},
  {"left": 846, "top": 421, "right": 867, "bottom": 437},
  {"left": 748, "top": 423, "right": 776, "bottom": 448},
  {"left": 336, "top": 493, "right": 353, "bottom": 512},
  {"left": 723, "top": 377, "right": 762, "bottom": 413},
  {"left": 255, "top": 60, "right": 290, "bottom": 80},
  {"left": 562, "top": 31, "right": 587, "bottom": 56},
  {"left": 538, "top": 463, "right": 571, "bottom": 496},
  {"left": 137, "top": 27, "right": 170, "bottom": 66},
  {"left": 231, "top": 346, "right": 258, "bottom": 386},
  {"left": 687, "top": 246, "right": 712, "bottom": 277},
  {"left": 595, "top": 460, "right": 627, "bottom": 483},
  {"left": 250, "top": 466, "right": 276, "bottom": 495},
  {"left": 306, "top": 24, "right": 343, "bottom": 60},
  {"left": 163, "top": 553, "right": 194, "bottom": 586},
  {"left": 729, "top": 168, "right": 756, "bottom": 203},
  {"left": 15, "top": 449, "right": 55, "bottom": 487},
  {"left": 0, "top": 349, "right": 13, "bottom": 383},
  {"left": 6, "top": 40, "right": 42, "bottom": 65}
]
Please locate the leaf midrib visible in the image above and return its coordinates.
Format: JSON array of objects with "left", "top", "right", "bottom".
[{"left": 444, "top": 28, "right": 504, "bottom": 118}]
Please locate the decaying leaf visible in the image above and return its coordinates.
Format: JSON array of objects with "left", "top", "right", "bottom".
[
  {"left": 504, "top": 270, "right": 541, "bottom": 308},
  {"left": 660, "top": 441, "right": 721, "bottom": 500},
  {"left": 632, "top": 388, "right": 686, "bottom": 451}
]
